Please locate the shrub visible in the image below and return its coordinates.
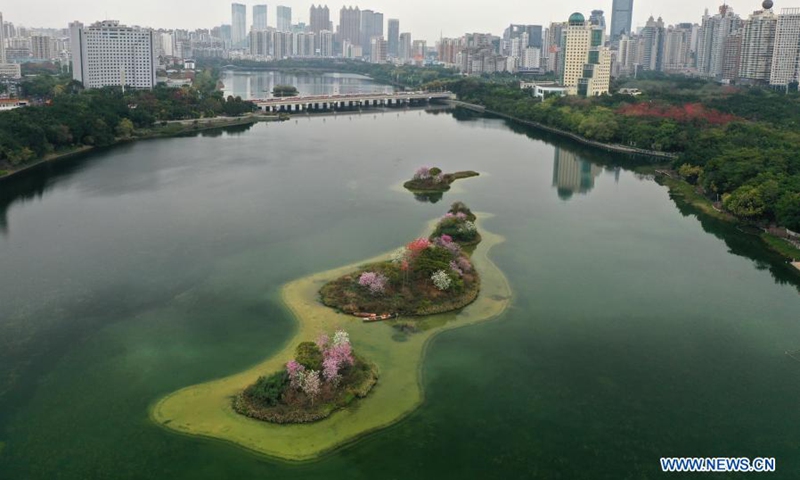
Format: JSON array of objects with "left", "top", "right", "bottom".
[
  {"left": 295, "top": 342, "right": 324, "bottom": 370},
  {"left": 246, "top": 370, "right": 289, "bottom": 406},
  {"left": 432, "top": 270, "right": 453, "bottom": 291}
]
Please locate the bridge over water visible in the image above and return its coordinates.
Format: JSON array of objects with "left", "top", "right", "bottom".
[{"left": 253, "top": 91, "right": 455, "bottom": 112}]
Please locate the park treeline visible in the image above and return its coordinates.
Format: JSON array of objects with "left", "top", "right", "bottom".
[
  {"left": 432, "top": 76, "right": 800, "bottom": 231},
  {"left": 0, "top": 69, "right": 255, "bottom": 170}
]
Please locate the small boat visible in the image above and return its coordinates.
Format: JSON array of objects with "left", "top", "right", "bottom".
[{"left": 362, "top": 313, "right": 398, "bottom": 323}]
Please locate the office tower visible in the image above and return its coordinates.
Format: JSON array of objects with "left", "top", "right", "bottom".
[
  {"left": 590, "top": 10, "right": 606, "bottom": 33},
  {"left": 370, "top": 37, "right": 387, "bottom": 63},
  {"left": 360, "top": 10, "right": 383, "bottom": 55},
  {"left": 253, "top": 5, "right": 268, "bottom": 31},
  {"left": 71, "top": 20, "right": 156, "bottom": 90},
  {"left": 31, "top": 35, "right": 53, "bottom": 60},
  {"left": 561, "top": 13, "right": 611, "bottom": 96},
  {"left": 339, "top": 6, "right": 361, "bottom": 45},
  {"left": 399, "top": 32, "right": 412, "bottom": 61},
  {"left": 722, "top": 29, "right": 742, "bottom": 81},
  {"left": 696, "top": 5, "right": 741, "bottom": 78},
  {"left": 387, "top": 19, "right": 399, "bottom": 57},
  {"left": 740, "top": 4, "right": 777, "bottom": 84},
  {"left": 277, "top": 6, "right": 292, "bottom": 32},
  {"left": 610, "top": 0, "right": 634, "bottom": 41},
  {"left": 310, "top": 5, "right": 331, "bottom": 34},
  {"left": 231, "top": 3, "right": 247, "bottom": 48},
  {"left": 0, "top": 12, "right": 6, "bottom": 64},
  {"left": 504, "top": 25, "right": 543, "bottom": 49},
  {"left": 770, "top": 8, "right": 800, "bottom": 86}
]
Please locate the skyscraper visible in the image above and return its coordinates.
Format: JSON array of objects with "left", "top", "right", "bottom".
[
  {"left": 277, "top": 6, "right": 292, "bottom": 32},
  {"left": 310, "top": 5, "right": 331, "bottom": 35},
  {"left": 610, "top": 0, "right": 634, "bottom": 41},
  {"left": 770, "top": 8, "right": 800, "bottom": 86},
  {"left": 253, "top": 5, "right": 268, "bottom": 31},
  {"left": 640, "top": 16, "right": 665, "bottom": 71},
  {"left": 590, "top": 10, "right": 606, "bottom": 33},
  {"left": 0, "top": 12, "right": 6, "bottom": 64},
  {"left": 71, "top": 20, "right": 156, "bottom": 90},
  {"left": 399, "top": 32, "right": 412, "bottom": 61},
  {"left": 696, "top": 5, "right": 740, "bottom": 78},
  {"left": 69, "top": 21, "right": 83, "bottom": 80},
  {"left": 387, "top": 19, "right": 399, "bottom": 57},
  {"left": 360, "top": 10, "right": 383, "bottom": 55},
  {"left": 561, "top": 12, "right": 611, "bottom": 96},
  {"left": 740, "top": 4, "right": 777, "bottom": 84},
  {"left": 231, "top": 3, "right": 247, "bottom": 48},
  {"left": 339, "top": 6, "right": 361, "bottom": 46}
]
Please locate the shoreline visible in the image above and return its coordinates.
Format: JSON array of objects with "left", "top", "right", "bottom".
[
  {"left": 448, "top": 100, "right": 679, "bottom": 160},
  {"left": 150, "top": 215, "right": 512, "bottom": 462},
  {"left": 0, "top": 115, "right": 281, "bottom": 182}
]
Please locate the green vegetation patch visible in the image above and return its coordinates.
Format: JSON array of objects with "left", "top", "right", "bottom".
[
  {"left": 403, "top": 166, "right": 480, "bottom": 192},
  {"left": 320, "top": 203, "right": 481, "bottom": 317}
]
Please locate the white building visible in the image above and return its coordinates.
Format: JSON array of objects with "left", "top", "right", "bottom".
[
  {"left": 739, "top": 7, "right": 777, "bottom": 84},
  {"left": 562, "top": 12, "right": 611, "bottom": 96},
  {"left": 71, "top": 20, "right": 157, "bottom": 90},
  {"left": 770, "top": 8, "right": 800, "bottom": 86},
  {"left": 318, "top": 30, "right": 334, "bottom": 57},
  {"left": 0, "top": 63, "right": 21, "bottom": 79}
]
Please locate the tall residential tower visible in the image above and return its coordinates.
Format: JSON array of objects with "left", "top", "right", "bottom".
[
  {"left": 610, "top": 0, "right": 634, "bottom": 40},
  {"left": 231, "top": 3, "right": 247, "bottom": 48}
]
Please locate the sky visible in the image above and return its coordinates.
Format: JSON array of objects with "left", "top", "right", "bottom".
[{"left": 2, "top": 0, "right": 775, "bottom": 41}]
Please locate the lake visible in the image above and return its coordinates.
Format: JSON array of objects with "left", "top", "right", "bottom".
[
  {"left": 1, "top": 106, "right": 799, "bottom": 479},
  {"left": 221, "top": 70, "right": 394, "bottom": 99}
]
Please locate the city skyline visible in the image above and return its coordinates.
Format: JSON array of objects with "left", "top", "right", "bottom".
[{"left": 0, "top": 0, "right": 782, "bottom": 43}]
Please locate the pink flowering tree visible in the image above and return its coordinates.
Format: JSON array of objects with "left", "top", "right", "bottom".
[
  {"left": 287, "top": 360, "right": 306, "bottom": 389},
  {"left": 301, "top": 370, "right": 321, "bottom": 404},
  {"left": 358, "top": 272, "right": 389, "bottom": 295}
]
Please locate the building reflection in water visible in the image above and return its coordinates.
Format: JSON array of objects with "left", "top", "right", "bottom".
[{"left": 552, "top": 146, "right": 604, "bottom": 200}]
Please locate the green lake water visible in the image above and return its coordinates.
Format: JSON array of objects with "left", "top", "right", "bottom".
[{"left": 1, "top": 107, "right": 799, "bottom": 479}]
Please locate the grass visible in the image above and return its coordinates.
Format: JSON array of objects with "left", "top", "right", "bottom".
[
  {"left": 761, "top": 233, "right": 800, "bottom": 261},
  {"left": 150, "top": 215, "right": 511, "bottom": 461},
  {"left": 0, "top": 170, "right": 7, "bottom": 177}
]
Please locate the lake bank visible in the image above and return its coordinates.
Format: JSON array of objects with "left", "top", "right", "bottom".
[
  {"left": 0, "top": 115, "right": 284, "bottom": 182},
  {"left": 150, "top": 216, "right": 511, "bottom": 461}
]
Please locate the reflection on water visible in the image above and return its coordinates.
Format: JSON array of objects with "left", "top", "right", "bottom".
[
  {"left": 552, "top": 146, "right": 604, "bottom": 201},
  {"left": 221, "top": 71, "right": 394, "bottom": 100}
]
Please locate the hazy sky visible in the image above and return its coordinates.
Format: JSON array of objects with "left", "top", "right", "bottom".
[{"left": 2, "top": 0, "right": 775, "bottom": 41}]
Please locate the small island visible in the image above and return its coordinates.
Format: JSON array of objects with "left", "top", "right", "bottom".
[
  {"left": 320, "top": 202, "right": 482, "bottom": 317},
  {"left": 272, "top": 85, "right": 300, "bottom": 97},
  {"left": 234, "top": 329, "right": 378, "bottom": 424},
  {"left": 403, "top": 166, "right": 480, "bottom": 193}
]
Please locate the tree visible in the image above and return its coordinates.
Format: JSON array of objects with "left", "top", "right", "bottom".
[
  {"left": 776, "top": 193, "right": 800, "bottom": 231},
  {"left": 116, "top": 118, "right": 135, "bottom": 139},
  {"left": 723, "top": 186, "right": 766, "bottom": 219}
]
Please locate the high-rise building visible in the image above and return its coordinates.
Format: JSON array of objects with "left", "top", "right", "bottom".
[
  {"left": 696, "top": 5, "right": 741, "bottom": 78},
  {"left": 253, "top": 5, "right": 268, "bottom": 31},
  {"left": 370, "top": 37, "right": 387, "bottom": 63},
  {"left": 740, "top": 4, "right": 777, "bottom": 84},
  {"left": 71, "top": 20, "right": 156, "bottom": 90},
  {"left": 387, "top": 19, "right": 400, "bottom": 57},
  {"left": 412, "top": 40, "right": 426, "bottom": 63},
  {"left": 231, "top": 3, "right": 247, "bottom": 48},
  {"left": 722, "top": 29, "right": 743, "bottom": 82},
  {"left": 31, "top": 35, "right": 53, "bottom": 60},
  {"left": 399, "top": 32, "right": 412, "bottom": 61},
  {"left": 310, "top": 5, "right": 331, "bottom": 34},
  {"left": 277, "top": 6, "right": 292, "bottom": 32},
  {"left": 663, "top": 24, "right": 694, "bottom": 71},
  {"left": 640, "top": 16, "right": 665, "bottom": 71},
  {"left": 339, "top": 6, "right": 361, "bottom": 46},
  {"left": 68, "top": 21, "right": 83, "bottom": 79},
  {"left": 360, "top": 10, "right": 383, "bottom": 55},
  {"left": 319, "top": 30, "right": 334, "bottom": 56},
  {"left": 438, "top": 37, "right": 460, "bottom": 65},
  {"left": 546, "top": 22, "right": 567, "bottom": 75},
  {"left": 771, "top": 8, "right": 800, "bottom": 86},
  {"left": 561, "top": 12, "right": 611, "bottom": 96},
  {"left": 590, "top": 10, "right": 607, "bottom": 33},
  {"left": 0, "top": 12, "right": 6, "bottom": 64},
  {"left": 610, "top": 0, "right": 634, "bottom": 41}
]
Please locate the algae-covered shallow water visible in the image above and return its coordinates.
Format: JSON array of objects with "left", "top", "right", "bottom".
[{"left": 1, "top": 107, "right": 800, "bottom": 479}]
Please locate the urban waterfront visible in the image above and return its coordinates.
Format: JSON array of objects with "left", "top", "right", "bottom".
[{"left": 1, "top": 107, "right": 800, "bottom": 479}]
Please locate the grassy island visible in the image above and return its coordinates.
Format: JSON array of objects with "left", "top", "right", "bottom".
[
  {"left": 150, "top": 213, "right": 511, "bottom": 461},
  {"left": 320, "top": 203, "right": 482, "bottom": 317},
  {"left": 234, "top": 330, "right": 378, "bottom": 424},
  {"left": 272, "top": 85, "right": 300, "bottom": 97},
  {"left": 403, "top": 166, "right": 480, "bottom": 192}
]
